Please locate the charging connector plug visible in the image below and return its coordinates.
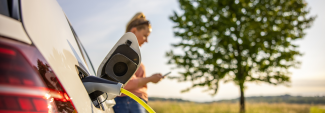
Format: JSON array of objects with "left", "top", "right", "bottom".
[{"left": 82, "top": 76, "right": 123, "bottom": 100}]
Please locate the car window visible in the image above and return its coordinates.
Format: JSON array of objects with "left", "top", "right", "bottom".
[{"left": 0, "top": 0, "right": 20, "bottom": 20}]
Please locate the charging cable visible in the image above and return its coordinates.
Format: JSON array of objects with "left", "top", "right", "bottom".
[{"left": 121, "top": 88, "right": 156, "bottom": 113}]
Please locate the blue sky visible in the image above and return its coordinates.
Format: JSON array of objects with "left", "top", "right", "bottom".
[{"left": 58, "top": 0, "right": 325, "bottom": 102}]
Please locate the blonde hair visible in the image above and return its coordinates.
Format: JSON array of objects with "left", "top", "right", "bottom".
[{"left": 126, "top": 12, "right": 151, "bottom": 33}]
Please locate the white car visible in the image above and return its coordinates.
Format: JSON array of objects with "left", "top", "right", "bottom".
[{"left": 0, "top": 0, "right": 141, "bottom": 113}]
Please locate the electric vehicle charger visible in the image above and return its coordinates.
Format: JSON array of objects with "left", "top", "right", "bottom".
[
  {"left": 121, "top": 88, "right": 156, "bottom": 113},
  {"left": 83, "top": 33, "right": 156, "bottom": 112},
  {"left": 82, "top": 76, "right": 156, "bottom": 113}
]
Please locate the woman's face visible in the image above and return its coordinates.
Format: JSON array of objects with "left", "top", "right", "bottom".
[{"left": 131, "top": 26, "right": 151, "bottom": 47}]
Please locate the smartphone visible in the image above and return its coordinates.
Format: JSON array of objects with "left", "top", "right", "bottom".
[{"left": 163, "top": 72, "right": 171, "bottom": 77}]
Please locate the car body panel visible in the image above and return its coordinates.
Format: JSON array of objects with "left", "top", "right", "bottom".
[
  {"left": 0, "top": 14, "right": 31, "bottom": 44},
  {"left": 20, "top": 0, "right": 97, "bottom": 112},
  {"left": 1, "top": 0, "right": 141, "bottom": 112}
]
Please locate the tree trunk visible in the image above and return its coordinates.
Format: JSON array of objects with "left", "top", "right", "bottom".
[{"left": 239, "top": 84, "right": 245, "bottom": 113}]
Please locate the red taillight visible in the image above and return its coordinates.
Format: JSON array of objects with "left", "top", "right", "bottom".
[{"left": 0, "top": 37, "right": 77, "bottom": 113}]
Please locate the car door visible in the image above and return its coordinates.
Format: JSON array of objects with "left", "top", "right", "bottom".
[{"left": 68, "top": 21, "right": 116, "bottom": 113}]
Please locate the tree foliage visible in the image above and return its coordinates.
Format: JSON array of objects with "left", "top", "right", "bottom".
[{"left": 167, "top": 0, "right": 315, "bottom": 112}]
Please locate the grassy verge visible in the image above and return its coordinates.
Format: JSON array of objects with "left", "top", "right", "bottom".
[
  {"left": 310, "top": 106, "right": 325, "bottom": 113},
  {"left": 148, "top": 101, "right": 322, "bottom": 113}
]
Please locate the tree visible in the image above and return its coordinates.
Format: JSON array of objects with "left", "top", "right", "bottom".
[{"left": 167, "top": 0, "right": 315, "bottom": 112}]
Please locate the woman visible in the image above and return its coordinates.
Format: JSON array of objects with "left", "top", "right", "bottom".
[{"left": 113, "top": 12, "right": 164, "bottom": 113}]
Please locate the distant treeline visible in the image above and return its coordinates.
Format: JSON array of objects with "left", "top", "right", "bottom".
[
  {"left": 149, "top": 94, "right": 325, "bottom": 104},
  {"left": 215, "top": 94, "right": 325, "bottom": 104},
  {"left": 149, "top": 97, "right": 190, "bottom": 102}
]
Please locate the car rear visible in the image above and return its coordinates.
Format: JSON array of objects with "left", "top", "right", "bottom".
[{"left": 0, "top": 0, "right": 113, "bottom": 113}]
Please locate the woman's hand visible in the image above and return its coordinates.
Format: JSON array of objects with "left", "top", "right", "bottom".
[
  {"left": 135, "top": 73, "right": 164, "bottom": 87},
  {"left": 149, "top": 73, "right": 163, "bottom": 83}
]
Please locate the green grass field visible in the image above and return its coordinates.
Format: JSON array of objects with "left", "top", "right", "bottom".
[{"left": 148, "top": 101, "right": 325, "bottom": 113}]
